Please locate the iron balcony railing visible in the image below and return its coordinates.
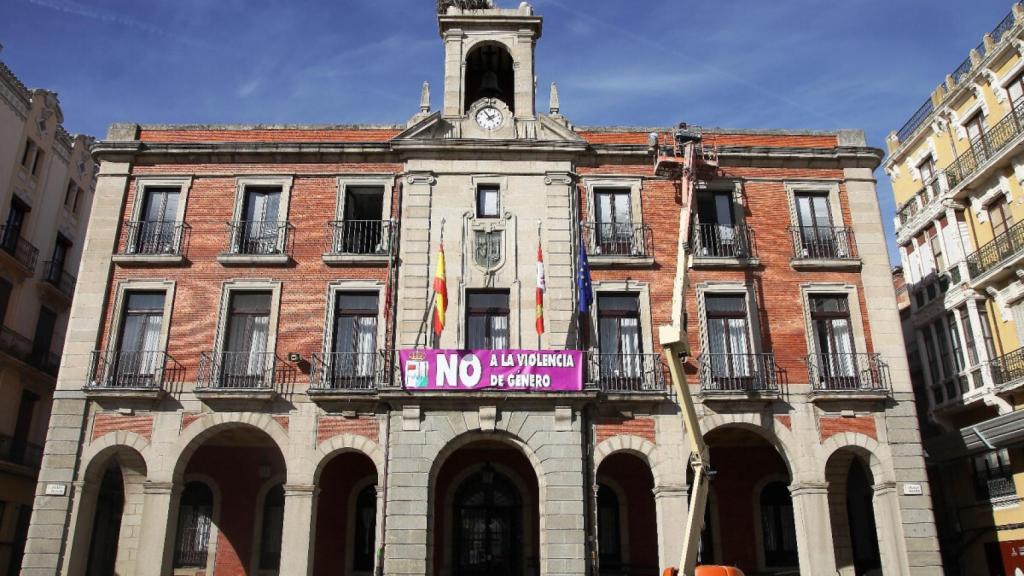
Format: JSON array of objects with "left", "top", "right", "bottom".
[
  {"left": 581, "top": 222, "right": 654, "bottom": 259},
  {"left": 197, "top": 351, "right": 277, "bottom": 390},
  {"left": 691, "top": 222, "right": 755, "bottom": 259},
  {"left": 587, "top": 352, "right": 667, "bottom": 393},
  {"left": 0, "top": 326, "right": 59, "bottom": 377},
  {"left": 993, "top": 8, "right": 1017, "bottom": 43},
  {"left": 789, "top": 226, "right": 858, "bottom": 260},
  {"left": 87, "top": 350, "right": 178, "bottom": 389},
  {"left": 948, "top": 98, "right": 1024, "bottom": 188},
  {"left": 895, "top": 173, "right": 946, "bottom": 227},
  {"left": 226, "top": 220, "right": 290, "bottom": 256},
  {"left": 966, "top": 219, "right": 1024, "bottom": 279},
  {"left": 309, "top": 351, "right": 390, "bottom": 391},
  {"left": 897, "top": 98, "right": 935, "bottom": 143},
  {"left": 977, "top": 475, "right": 1017, "bottom": 502},
  {"left": 0, "top": 434, "right": 43, "bottom": 469},
  {"left": 698, "top": 353, "right": 779, "bottom": 394},
  {"left": 991, "top": 346, "right": 1024, "bottom": 388},
  {"left": 123, "top": 220, "right": 187, "bottom": 256},
  {"left": 806, "top": 352, "right": 889, "bottom": 392},
  {"left": 41, "top": 261, "right": 76, "bottom": 299},
  {"left": 327, "top": 219, "right": 395, "bottom": 256},
  {"left": 952, "top": 56, "right": 974, "bottom": 86},
  {"left": 0, "top": 225, "right": 38, "bottom": 272}
]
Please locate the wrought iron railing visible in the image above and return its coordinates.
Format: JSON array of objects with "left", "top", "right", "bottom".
[
  {"left": 0, "top": 434, "right": 43, "bottom": 469},
  {"left": 806, "top": 352, "right": 889, "bottom": 392},
  {"left": 587, "top": 352, "right": 667, "bottom": 393},
  {"left": 897, "top": 99, "right": 935, "bottom": 144},
  {"left": 122, "top": 220, "right": 187, "bottom": 256},
  {"left": 173, "top": 507, "right": 212, "bottom": 568},
  {"left": 41, "top": 260, "right": 76, "bottom": 299},
  {"left": 952, "top": 56, "right": 974, "bottom": 86},
  {"left": 309, "top": 351, "right": 389, "bottom": 391},
  {"left": 698, "top": 353, "right": 779, "bottom": 393},
  {"left": 326, "top": 220, "right": 395, "bottom": 256},
  {"left": 966, "top": 219, "right": 1024, "bottom": 278},
  {"left": 0, "top": 326, "right": 59, "bottom": 377},
  {"left": 197, "top": 351, "right": 277, "bottom": 389},
  {"left": 992, "top": 8, "right": 1017, "bottom": 43},
  {"left": 0, "top": 225, "right": 38, "bottom": 272},
  {"left": 991, "top": 346, "right": 1024, "bottom": 388},
  {"left": 895, "top": 174, "right": 946, "bottom": 227},
  {"left": 87, "top": 350, "right": 178, "bottom": 389},
  {"left": 789, "top": 226, "right": 858, "bottom": 260},
  {"left": 948, "top": 98, "right": 1024, "bottom": 188},
  {"left": 581, "top": 222, "right": 654, "bottom": 259},
  {"left": 691, "top": 222, "right": 755, "bottom": 259},
  {"left": 977, "top": 475, "right": 1017, "bottom": 501},
  {"left": 225, "top": 220, "right": 290, "bottom": 256}
]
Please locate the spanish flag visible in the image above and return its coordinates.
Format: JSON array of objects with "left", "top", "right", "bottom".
[
  {"left": 433, "top": 243, "right": 448, "bottom": 336},
  {"left": 536, "top": 244, "right": 545, "bottom": 335}
]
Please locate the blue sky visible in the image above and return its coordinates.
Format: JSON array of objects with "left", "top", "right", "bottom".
[{"left": 1, "top": 0, "right": 1018, "bottom": 262}]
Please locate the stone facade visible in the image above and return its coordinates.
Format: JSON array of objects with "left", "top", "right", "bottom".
[{"left": 23, "top": 4, "right": 941, "bottom": 576}]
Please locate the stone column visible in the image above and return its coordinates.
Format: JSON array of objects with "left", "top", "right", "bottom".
[
  {"left": 543, "top": 172, "right": 576, "bottom": 348},
  {"left": 653, "top": 484, "right": 688, "bottom": 570},
  {"left": 396, "top": 172, "right": 436, "bottom": 350},
  {"left": 279, "top": 484, "right": 318, "bottom": 576},
  {"left": 59, "top": 481, "right": 97, "bottom": 576},
  {"left": 873, "top": 481, "right": 911, "bottom": 576},
  {"left": 374, "top": 484, "right": 385, "bottom": 576},
  {"left": 790, "top": 482, "right": 838, "bottom": 575},
  {"left": 135, "top": 481, "right": 182, "bottom": 576}
]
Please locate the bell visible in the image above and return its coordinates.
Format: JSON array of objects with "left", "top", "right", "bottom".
[{"left": 479, "top": 70, "right": 502, "bottom": 98}]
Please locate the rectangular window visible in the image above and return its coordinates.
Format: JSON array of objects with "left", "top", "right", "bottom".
[
  {"left": 1008, "top": 72, "right": 1024, "bottom": 103},
  {"left": 979, "top": 305, "right": 998, "bottom": 361},
  {"left": 221, "top": 291, "right": 272, "bottom": 387},
  {"left": 338, "top": 186, "right": 385, "bottom": 254},
  {"left": 0, "top": 277, "right": 12, "bottom": 326},
  {"left": 3, "top": 198, "right": 29, "bottom": 252},
  {"left": 597, "top": 293, "right": 642, "bottom": 379},
  {"left": 810, "top": 295, "right": 857, "bottom": 384},
  {"left": 466, "top": 290, "right": 509, "bottom": 350},
  {"left": 794, "top": 192, "right": 839, "bottom": 258},
  {"left": 922, "top": 327, "right": 942, "bottom": 389},
  {"left": 593, "top": 189, "right": 634, "bottom": 255},
  {"left": 20, "top": 139, "right": 40, "bottom": 175},
  {"left": 966, "top": 113, "right": 986, "bottom": 144},
  {"left": 31, "top": 307, "right": 56, "bottom": 367},
  {"left": 476, "top": 184, "right": 500, "bottom": 219},
  {"left": 918, "top": 156, "right": 936, "bottom": 182},
  {"left": 72, "top": 186, "right": 83, "bottom": 213},
  {"left": 695, "top": 191, "right": 740, "bottom": 257},
  {"left": 989, "top": 198, "right": 1013, "bottom": 238},
  {"left": 973, "top": 448, "right": 1016, "bottom": 501},
  {"left": 10, "top": 390, "right": 38, "bottom": 464},
  {"left": 64, "top": 181, "right": 77, "bottom": 206},
  {"left": 704, "top": 294, "right": 752, "bottom": 380},
  {"left": 929, "top": 227, "right": 945, "bottom": 272},
  {"left": 330, "top": 292, "right": 379, "bottom": 384},
  {"left": 135, "top": 187, "right": 181, "bottom": 254},
  {"left": 49, "top": 235, "right": 71, "bottom": 279},
  {"left": 113, "top": 292, "right": 166, "bottom": 387},
  {"left": 947, "top": 313, "right": 966, "bottom": 373},
  {"left": 236, "top": 187, "right": 282, "bottom": 254},
  {"left": 959, "top": 307, "right": 979, "bottom": 366}
]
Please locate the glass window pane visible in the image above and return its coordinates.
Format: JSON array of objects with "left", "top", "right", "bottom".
[
  {"left": 126, "top": 292, "right": 165, "bottom": 312},
  {"left": 598, "top": 295, "right": 640, "bottom": 314},
  {"left": 337, "top": 293, "right": 378, "bottom": 312},
  {"left": 467, "top": 291, "right": 508, "bottom": 310},
  {"left": 230, "top": 292, "right": 271, "bottom": 313},
  {"left": 705, "top": 294, "right": 746, "bottom": 315}
]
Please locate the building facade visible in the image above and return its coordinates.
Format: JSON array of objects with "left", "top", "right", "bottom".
[
  {"left": 23, "top": 4, "right": 941, "bottom": 576},
  {"left": 884, "top": 3, "right": 1024, "bottom": 574},
  {"left": 0, "top": 57, "right": 95, "bottom": 576}
]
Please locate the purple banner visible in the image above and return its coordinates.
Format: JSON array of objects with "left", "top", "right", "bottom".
[{"left": 400, "top": 349, "right": 583, "bottom": 391}]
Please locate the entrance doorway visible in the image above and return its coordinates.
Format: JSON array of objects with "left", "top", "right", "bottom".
[{"left": 453, "top": 464, "right": 522, "bottom": 576}]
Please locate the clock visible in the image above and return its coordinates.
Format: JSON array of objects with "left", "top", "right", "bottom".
[{"left": 475, "top": 106, "right": 504, "bottom": 130}]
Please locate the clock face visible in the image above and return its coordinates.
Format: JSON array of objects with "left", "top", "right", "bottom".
[{"left": 475, "top": 106, "right": 503, "bottom": 130}]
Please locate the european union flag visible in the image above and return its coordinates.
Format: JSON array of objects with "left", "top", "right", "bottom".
[{"left": 578, "top": 237, "right": 594, "bottom": 313}]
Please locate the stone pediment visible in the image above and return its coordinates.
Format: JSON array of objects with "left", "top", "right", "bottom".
[{"left": 394, "top": 111, "right": 584, "bottom": 143}]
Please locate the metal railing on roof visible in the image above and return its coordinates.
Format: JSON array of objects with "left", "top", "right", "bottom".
[
  {"left": 952, "top": 56, "right": 974, "bottom": 86},
  {"left": 993, "top": 9, "right": 1017, "bottom": 43},
  {"left": 897, "top": 99, "right": 935, "bottom": 143}
]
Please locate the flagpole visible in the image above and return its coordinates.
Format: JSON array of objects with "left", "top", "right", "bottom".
[
  {"left": 537, "top": 219, "right": 542, "bottom": 350},
  {"left": 425, "top": 218, "right": 445, "bottom": 348}
]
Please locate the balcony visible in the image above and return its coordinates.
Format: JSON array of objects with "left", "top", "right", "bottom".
[
  {"left": 992, "top": 347, "right": 1024, "bottom": 394},
  {"left": 806, "top": 352, "right": 889, "bottom": 399},
  {"left": 309, "top": 351, "right": 391, "bottom": 396},
  {"left": 0, "top": 434, "right": 43, "bottom": 471},
  {"left": 895, "top": 174, "right": 946, "bottom": 231},
  {"left": 965, "top": 220, "right": 1024, "bottom": 286},
  {"left": 84, "top": 350, "right": 180, "bottom": 399},
  {"left": 788, "top": 226, "right": 860, "bottom": 270},
  {"left": 947, "top": 98, "right": 1024, "bottom": 189},
  {"left": 196, "top": 351, "right": 279, "bottom": 401},
  {"left": 0, "top": 326, "right": 59, "bottom": 377},
  {"left": 39, "top": 260, "right": 76, "bottom": 304},
  {"left": 896, "top": 98, "right": 935, "bottom": 145},
  {"left": 698, "top": 353, "right": 779, "bottom": 398},
  {"left": 218, "top": 220, "right": 291, "bottom": 265},
  {"left": 322, "top": 220, "right": 396, "bottom": 266},
  {"left": 587, "top": 352, "right": 667, "bottom": 394},
  {"left": 113, "top": 220, "right": 188, "bottom": 265},
  {"left": 690, "top": 222, "right": 757, "bottom": 267},
  {"left": 0, "top": 225, "right": 38, "bottom": 276},
  {"left": 581, "top": 222, "right": 654, "bottom": 267}
]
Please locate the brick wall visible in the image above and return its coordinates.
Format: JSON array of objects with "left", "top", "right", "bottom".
[
  {"left": 819, "top": 415, "right": 878, "bottom": 442},
  {"left": 595, "top": 416, "right": 656, "bottom": 445},
  {"left": 317, "top": 416, "right": 379, "bottom": 444},
  {"left": 91, "top": 413, "right": 154, "bottom": 441}
]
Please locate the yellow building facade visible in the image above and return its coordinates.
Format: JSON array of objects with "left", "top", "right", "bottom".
[{"left": 886, "top": 3, "right": 1024, "bottom": 574}]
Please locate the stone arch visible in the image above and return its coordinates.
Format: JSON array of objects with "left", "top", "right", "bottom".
[
  {"left": 80, "top": 431, "right": 153, "bottom": 483},
  {"left": 593, "top": 434, "right": 664, "bottom": 488},
  {"left": 169, "top": 413, "right": 290, "bottom": 482},
  {"left": 819, "top": 432, "right": 891, "bottom": 484},
  {"left": 700, "top": 414, "right": 796, "bottom": 479},
  {"left": 312, "top": 434, "right": 385, "bottom": 485},
  {"left": 463, "top": 39, "right": 516, "bottom": 112}
]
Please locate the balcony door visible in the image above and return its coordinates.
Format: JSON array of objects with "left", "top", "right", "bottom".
[
  {"left": 3, "top": 198, "right": 29, "bottom": 254},
  {"left": 696, "top": 191, "right": 738, "bottom": 257},
  {"left": 331, "top": 292, "right": 379, "bottom": 386},
  {"left": 113, "top": 292, "right": 165, "bottom": 387},
  {"left": 594, "top": 189, "right": 633, "bottom": 256},
  {"left": 240, "top": 188, "right": 281, "bottom": 254},
  {"left": 466, "top": 291, "right": 510, "bottom": 350},
  {"left": 340, "top": 186, "right": 385, "bottom": 254},
  {"left": 138, "top": 187, "right": 179, "bottom": 254},
  {"left": 598, "top": 294, "right": 642, "bottom": 380},
  {"left": 222, "top": 292, "right": 271, "bottom": 388},
  {"left": 795, "top": 192, "right": 838, "bottom": 258},
  {"left": 810, "top": 295, "right": 857, "bottom": 386},
  {"left": 705, "top": 294, "right": 752, "bottom": 386},
  {"left": 31, "top": 307, "right": 56, "bottom": 368}
]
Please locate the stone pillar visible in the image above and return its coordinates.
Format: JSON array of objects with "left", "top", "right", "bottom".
[
  {"left": 396, "top": 172, "right": 436, "bottom": 349},
  {"left": 873, "top": 482, "right": 910, "bottom": 576},
  {"left": 538, "top": 435, "right": 586, "bottom": 576},
  {"left": 279, "top": 484, "right": 318, "bottom": 576},
  {"left": 59, "top": 481, "right": 97, "bottom": 576},
  {"left": 653, "top": 484, "right": 688, "bottom": 569},
  {"left": 382, "top": 419, "right": 430, "bottom": 576},
  {"left": 135, "top": 481, "right": 182, "bottom": 576},
  {"left": 790, "top": 482, "right": 838, "bottom": 575},
  {"left": 543, "top": 172, "right": 576, "bottom": 348},
  {"left": 375, "top": 484, "right": 385, "bottom": 576}
]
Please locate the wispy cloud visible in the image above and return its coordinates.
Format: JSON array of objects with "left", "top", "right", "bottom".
[{"left": 21, "top": 0, "right": 211, "bottom": 47}]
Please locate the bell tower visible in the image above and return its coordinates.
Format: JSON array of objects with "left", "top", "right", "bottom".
[{"left": 438, "top": 2, "right": 543, "bottom": 136}]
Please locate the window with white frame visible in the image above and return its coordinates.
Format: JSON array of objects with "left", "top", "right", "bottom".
[
  {"left": 476, "top": 184, "right": 500, "bottom": 219},
  {"left": 466, "top": 290, "right": 510, "bottom": 350},
  {"left": 329, "top": 292, "right": 380, "bottom": 384},
  {"left": 234, "top": 187, "right": 283, "bottom": 255},
  {"left": 220, "top": 291, "right": 273, "bottom": 388},
  {"left": 593, "top": 188, "right": 634, "bottom": 256},
  {"left": 704, "top": 294, "right": 753, "bottom": 382}
]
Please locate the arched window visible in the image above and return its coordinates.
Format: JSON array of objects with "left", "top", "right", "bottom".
[
  {"left": 173, "top": 482, "right": 214, "bottom": 568},
  {"left": 454, "top": 464, "right": 522, "bottom": 576},
  {"left": 596, "top": 484, "right": 622, "bottom": 568},
  {"left": 760, "top": 481, "right": 798, "bottom": 567},
  {"left": 464, "top": 43, "right": 515, "bottom": 112},
  {"left": 353, "top": 484, "right": 377, "bottom": 572},
  {"left": 259, "top": 484, "right": 285, "bottom": 570}
]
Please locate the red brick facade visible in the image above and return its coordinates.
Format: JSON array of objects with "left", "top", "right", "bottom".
[
  {"left": 317, "top": 416, "right": 379, "bottom": 444},
  {"left": 596, "top": 416, "right": 656, "bottom": 445},
  {"left": 91, "top": 413, "right": 154, "bottom": 441},
  {"left": 819, "top": 415, "right": 878, "bottom": 442}
]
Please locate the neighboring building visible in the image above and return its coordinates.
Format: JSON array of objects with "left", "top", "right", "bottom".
[
  {"left": 23, "top": 3, "right": 940, "bottom": 576},
  {"left": 0, "top": 57, "right": 95, "bottom": 576},
  {"left": 884, "top": 2, "right": 1024, "bottom": 574}
]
